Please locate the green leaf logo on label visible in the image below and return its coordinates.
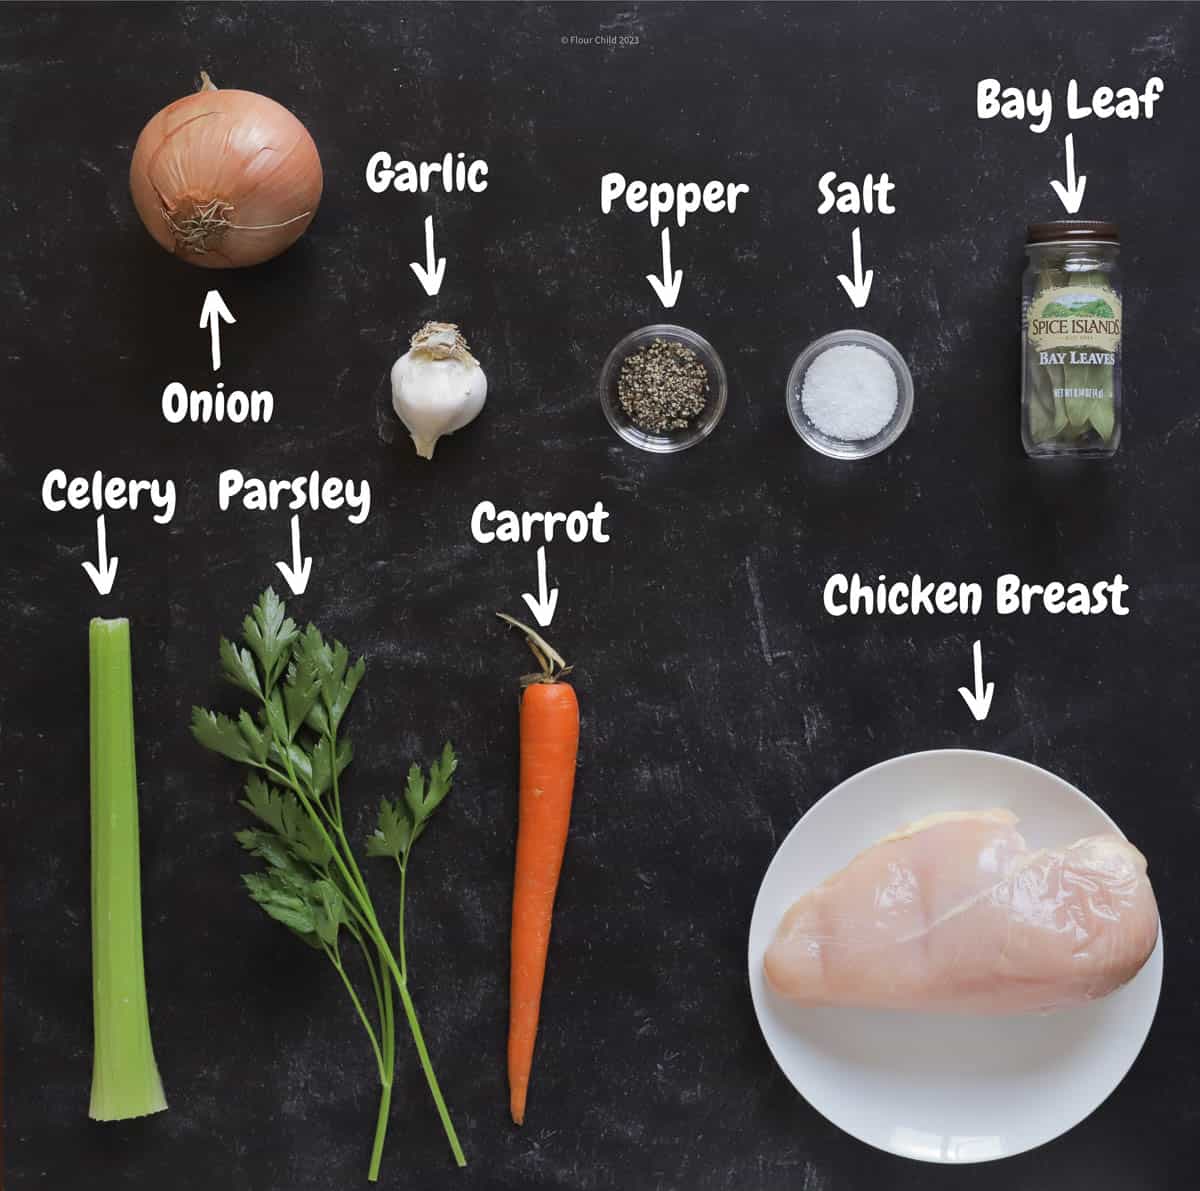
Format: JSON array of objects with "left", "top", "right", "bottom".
[
  {"left": 1041, "top": 294, "right": 1114, "bottom": 318},
  {"left": 1028, "top": 286, "right": 1122, "bottom": 353}
]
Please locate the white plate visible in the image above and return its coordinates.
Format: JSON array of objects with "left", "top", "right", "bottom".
[{"left": 747, "top": 749, "right": 1163, "bottom": 1164}]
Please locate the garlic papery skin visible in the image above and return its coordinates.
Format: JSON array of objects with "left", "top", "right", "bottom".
[{"left": 390, "top": 322, "right": 487, "bottom": 460}]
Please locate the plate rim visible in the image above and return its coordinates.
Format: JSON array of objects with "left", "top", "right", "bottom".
[{"left": 746, "top": 747, "right": 1165, "bottom": 1164}]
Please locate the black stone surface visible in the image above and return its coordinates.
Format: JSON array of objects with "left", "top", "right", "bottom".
[{"left": 2, "top": 3, "right": 1198, "bottom": 1188}]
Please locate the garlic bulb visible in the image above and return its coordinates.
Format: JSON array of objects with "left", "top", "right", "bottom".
[{"left": 390, "top": 323, "right": 487, "bottom": 459}]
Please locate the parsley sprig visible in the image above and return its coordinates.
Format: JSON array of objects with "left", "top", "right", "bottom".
[
  {"left": 192, "top": 590, "right": 466, "bottom": 1177},
  {"left": 367, "top": 743, "right": 457, "bottom": 980}
]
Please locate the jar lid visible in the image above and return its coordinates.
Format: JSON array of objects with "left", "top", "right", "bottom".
[{"left": 1027, "top": 220, "right": 1118, "bottom": 245}]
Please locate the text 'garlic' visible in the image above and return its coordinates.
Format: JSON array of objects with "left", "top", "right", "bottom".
[{"left": 391, "top": 322, "right": 487, "bottom": 459}]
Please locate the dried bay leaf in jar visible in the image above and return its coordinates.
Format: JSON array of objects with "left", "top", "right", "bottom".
[{"left": 1021, "top": 221, "right": 1122, "bottom": 458}]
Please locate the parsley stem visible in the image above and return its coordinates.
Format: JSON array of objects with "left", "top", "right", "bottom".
[
  {"left": 272, "top": 741, "right": 378, "bottom": 938},
  {"left": 237, "top": 632, "right": 463, "bottom": 1169},
  {"left": 368, "top": 941, "right": 396, "bottom": 1184},
  {"left": 350, "top": 926, "right": 397, "bottom": 1184},
  {"left": 328, "top": 735, "right": 375, "bottom": 923},
  {"left": 331, "top": 743, "right": 345, "bottom": 826},
  {"left": 275, "top": 757, "right": 465, "bottom": 1163},
  {"left": 352, "top": 894, "right": 465, "bottom": 1166},
  {"left": 327, "top": 948, "right": 386, "bottom": 1082},
  {"left": 337, "top": 936, "right": 396, "bottom": 1184},
  {"left": 340, "top": 890, "right": 375, "bottom": 938},
  {"left": 367, "top": 1078, "right": 393, "bottom": 1183},
  {"left": 379, "top": 940, "right": 396, "bottom": 1069},
  {"left": 397, "top": 855, "right": 409, "bottom": 982},
  {"left": 395, "top": 979, "right": 467, "bottom": 1168},
  {"left": 336, "top": 847, "right": 465, "bottom": 1167},
  {"left": 388, "top": 848, "right": 463, "bottom": 1166},
  {"left": 353, "top": 926, "right": 386, "bottom": 1033}
]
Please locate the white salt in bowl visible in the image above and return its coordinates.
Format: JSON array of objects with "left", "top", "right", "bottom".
[{"left": 786, "top": 329, "right": 913, "bottom": 459}]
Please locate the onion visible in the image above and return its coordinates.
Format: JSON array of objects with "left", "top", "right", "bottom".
[{"left": 129, "top": 72, "right": 322, "bottom": 269}]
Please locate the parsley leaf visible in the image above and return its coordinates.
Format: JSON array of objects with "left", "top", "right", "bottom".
[
  {"left": 191, "top": 707, "right": 255, "bottom": 764},
  {"left": 295, "top": 626, "right": 366, "bottom": 736},
  {"left": 237, "top": 709, "right": 269, "bottom": 764},
  {"left": 327, "top": 653, "right": 365, "bottom": 734},
  {"left": 369, "top": 744, "right": 457, "bottom": 860},
  {"left": 242, "top": 864, "right": 347, "bottom": 951},
  {"left": 283, "top": 655, "right": 322, "bottom": 743},
  {"left": 242, "top": 588, "right": 299, "bottom": 693},
  {"left": 311, "top": 736, "right": 354, "bottom": 799},
  {"left": 235, "top": 827, "right": 311, "bottom": 879},
  {"left": 366, "top": 797, "right": 412, "bottom": 860},
  {"left": 243, "top": 870, "right": 322, "bottom": 948},
  {"left": 425, "top": 741, "right": 458, "bottom": 817},
  {"left": 263, "top": 689, "right": 290, "bottom": 746},
  {"left": 220, "top": 636, "right": 263, "bottom": 699},
  {"left": 402, "top": 762, "right": 426, "bottom": 821},
  {"left": 241, "top": 776, "right": 332, "bottom": 867},
  {"left": 311, "top": 879, "right": 347, "bottom": 947}
]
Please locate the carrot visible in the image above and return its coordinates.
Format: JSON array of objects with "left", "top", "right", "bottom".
[{"left": 497, "top": 614, "right": 579, "bottom": 1127}]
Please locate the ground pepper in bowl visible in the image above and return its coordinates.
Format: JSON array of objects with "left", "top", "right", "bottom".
[{"left": 616, "top": 338, "right": 710, "bottom": 433}]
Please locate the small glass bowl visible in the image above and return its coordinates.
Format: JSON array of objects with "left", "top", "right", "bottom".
[
  {"left": 599, "top": 324, "right": 728, "bottom": 453},
  {"left": 786, "top": 329, "right": 914, "bottom": 459}
]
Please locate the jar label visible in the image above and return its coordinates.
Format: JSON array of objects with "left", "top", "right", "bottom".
[{"left": 1027, "top": 285, "right": 1122, "bottom": 355}]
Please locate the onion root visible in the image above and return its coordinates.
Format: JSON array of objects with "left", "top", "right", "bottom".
[{"left": 161, "top": 197, "right": 311, "bottom": 256}]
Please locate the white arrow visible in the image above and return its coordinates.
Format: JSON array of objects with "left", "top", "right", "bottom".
[
  {"left": 521, "top": 546, "right": 559, "bottom": 628},
  {"left": 409, "top": 214, "right": 446, "bottom": 297},
  {"left": 199, "top": 289, "right": 235, "bottom": 371},
  {"left": 1050, "top": 134, "right": 1087, "bottom": 214},
  {"left": 275, "top": 515, "right": 312, "bottom": 596},
  {"left": 957, "top": 639, "right": 996, "bottom": 723},
  {"left": 836, "top": 226, "right": 874, "bottom": 309},
  {"left": 82, "top": 515, "right": 119, "bottom": 596},
  {"left": 646, "top": 228, "right": 683, "bottom": 309}
]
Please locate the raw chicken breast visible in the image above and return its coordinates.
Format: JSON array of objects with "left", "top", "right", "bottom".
[{"left": 764, "top": 809, "right": 1159, "bottom": 1014}]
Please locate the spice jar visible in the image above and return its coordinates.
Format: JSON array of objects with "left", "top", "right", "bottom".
[{"left": 1021, "top": 221, "right": 1122, "bottom": 458}]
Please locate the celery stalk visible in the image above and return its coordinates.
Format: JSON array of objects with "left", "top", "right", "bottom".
[{"left": 89, "top": 617, "right": 167, "bottom": 1120}]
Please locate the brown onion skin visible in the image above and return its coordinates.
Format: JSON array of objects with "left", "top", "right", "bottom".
[{"left": 130, "top": 83, "right": 322, "bottom": 269}]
